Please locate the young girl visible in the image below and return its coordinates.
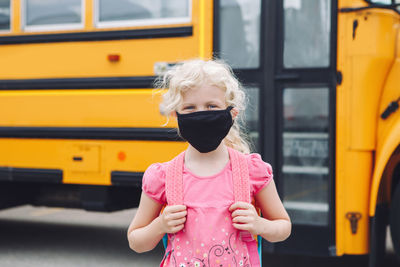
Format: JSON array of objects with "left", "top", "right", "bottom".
[{"left": 127, "top": 59, "right": 291, "bottom": 267}]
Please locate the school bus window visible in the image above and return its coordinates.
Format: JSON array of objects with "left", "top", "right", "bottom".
[
  {"left": 283, "top": 0, "right": 331, "bottom": 68},
  {"left": 95, "top": 0, "right": 191, "bottom": 28},
  {"left": 368, "top": 0, "right": 391, "bottom": 4},
  {"left": 368, "top": 0, "right": 400, "bottom": 11},
  {"left": 219, "top": 0, "right": 261, "bottom": 69},
  {"left": 242, "top": 86, "right": 260, "bottom": 152},
  {"left": 282, "top": 88, "right": 330, "bottom": 226},
  {"left": 23, "top": 0, "right": 83, "bottom": 31},
  {"left": 0, "top": 0, "right": 10, "bottom": 31}
]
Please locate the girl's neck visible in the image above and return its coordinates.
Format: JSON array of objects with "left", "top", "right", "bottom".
[
  {"left": 184, "top": 143, "right": 230, "bottom": 177},
  {"left": 185, "top": 143, "right": 229, "bottom": 163}
]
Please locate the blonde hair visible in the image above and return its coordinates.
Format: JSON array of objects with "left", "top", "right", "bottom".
[{"left": 156, "top": 59, "right": 251, "bottom": 154}]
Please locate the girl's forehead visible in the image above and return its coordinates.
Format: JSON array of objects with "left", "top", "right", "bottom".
[
  {"left": 181, "top": 85, "right": 225, "bottom": 103},
  {"left": 183, "top": 84, "right": 224, "bottom": 96}
]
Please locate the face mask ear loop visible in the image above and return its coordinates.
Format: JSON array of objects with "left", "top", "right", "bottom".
[{"left": 227, "top": 106, "right": 235, "bottom": 125}]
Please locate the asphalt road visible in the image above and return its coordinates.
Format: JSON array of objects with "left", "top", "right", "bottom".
[{"left": 0, "top": 205, "right": 397, "bottom": 267}]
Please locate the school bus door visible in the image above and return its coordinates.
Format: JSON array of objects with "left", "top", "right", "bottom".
[
  {"left": 270, "top": 0, "right": 336, "bottom": 256},
  {"left": 214, "top": 0, "right": 337, "bottom": 257}
]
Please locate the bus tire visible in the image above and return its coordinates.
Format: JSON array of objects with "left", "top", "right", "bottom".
[{"left": 390, "top": 181, "right": 400, "bottom": 260}]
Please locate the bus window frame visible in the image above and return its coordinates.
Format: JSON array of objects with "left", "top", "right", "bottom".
[
  {"left": 93, "top": 0, "right": 192, "bottom": 29},
  {"left": 0, "top": 0, "right": 11, "bottom": 34},
  {"left": 363, "top": 0, "right": 400, "bottom": 13},
  {"left": 21, "top": 0, "right": 85, "bottom": 32}
]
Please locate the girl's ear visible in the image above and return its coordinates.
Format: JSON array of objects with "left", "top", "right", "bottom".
[{"left": 231, "top": 107, "right": 239, "bottom": 119}]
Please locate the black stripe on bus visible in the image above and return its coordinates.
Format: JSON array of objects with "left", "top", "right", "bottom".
[
  {"left": 0, "top": 127, "right": 182, "bottom": 141},
  {"left": 0, "top": 26, "right": 192, "bottom": 45},
  {"left": 0, "top": 76, "right": 156, "bottom": 90},
  {"left": 111, "top": 171, "right": 143, "bottom": 187},
  {"left": 0, "top": 167, "right": 62, "bottom": 184}
]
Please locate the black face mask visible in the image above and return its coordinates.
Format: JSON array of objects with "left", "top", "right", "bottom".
[{"left": 176, "top": 106, "right": 234, "bottom": 153}]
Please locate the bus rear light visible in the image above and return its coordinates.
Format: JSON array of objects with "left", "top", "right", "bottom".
[
  {"left": 108, "top": 54, "right": 120, "bottom": 62},
  {"left": 118, "top": 151, "right": 126, "bottom": 161}
]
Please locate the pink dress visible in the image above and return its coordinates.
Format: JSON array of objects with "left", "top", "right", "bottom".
[{"left": 142, "top": 153, "right": 273, "bottom": 267}]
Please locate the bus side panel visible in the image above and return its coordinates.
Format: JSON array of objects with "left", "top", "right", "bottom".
[
  {"left": 0, "top": 89, "right": 172, "bottom": 128},
  {"left": 0, "top": 0, "right": 214, "bottom": 187},
  {"left": 0, "top": 138, "right": 187, "bottom": 185},
  {"left": 0, "top": 36, "right": 197, "bottom": 79},
  {"left": 336, "top": 4, "right": 398, "bottom": 255},
  {"left": 370, "top": 56, "right": 400, "bottom": 216},
  {"left": 0, "top": 0, "right": 214, "bottom": 79}
]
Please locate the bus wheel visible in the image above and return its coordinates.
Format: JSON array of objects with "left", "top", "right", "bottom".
[{"left": 390, "top": 181, "right": 400, "bottom": 260}]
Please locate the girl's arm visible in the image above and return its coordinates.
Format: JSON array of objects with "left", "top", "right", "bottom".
[
  {"left": 230, "top": 180, "right": 291, "bottom": 242},
  {"left": 127, "top": 192, "right": 187, "bottom": 253}
]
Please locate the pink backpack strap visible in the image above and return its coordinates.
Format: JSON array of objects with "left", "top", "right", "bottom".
[
  {"left": 228, "top": 147, "right": 261, "bottom": 267},
  {"left": 165, "top": 152, "right": 185, "bottom": 205},
  {"left": 228, "top": 147, "right": 251, "bottom": 203}
]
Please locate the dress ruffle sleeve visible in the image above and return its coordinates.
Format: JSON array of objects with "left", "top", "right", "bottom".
[
  {"left": 246, "top": 153, "right": 273, "bottom": 196},
  {"left": 141, "top": 163, "right": 167, "bottom": 204}
]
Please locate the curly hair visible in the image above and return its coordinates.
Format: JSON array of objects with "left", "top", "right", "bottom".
[{"left": 155, "top": 59, "right": 251, "bottom": 153}]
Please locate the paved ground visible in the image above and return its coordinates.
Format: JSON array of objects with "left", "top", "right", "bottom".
[{"left": 0, "top": 205, "right": 397, "bottom": 267}]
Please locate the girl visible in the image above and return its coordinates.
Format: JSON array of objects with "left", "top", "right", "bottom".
[{"left": 127, "top": 59, "right": 291, "bottom": 267}]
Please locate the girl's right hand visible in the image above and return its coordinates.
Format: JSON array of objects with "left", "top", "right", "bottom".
[{"left": 160, "top": 205, "right": 187, "bottom": 234}]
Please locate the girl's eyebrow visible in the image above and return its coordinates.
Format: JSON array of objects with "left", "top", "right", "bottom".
[
  {"left": 182, "top": 103, "right": 195, "bottom": 106},
  {"left": 206, "top": 100, "right": 223, "bottom": 105}
]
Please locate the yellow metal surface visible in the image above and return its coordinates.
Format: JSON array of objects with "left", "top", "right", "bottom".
[
  {"left": 0, "top": 0, "right": 213, "bottom": 185},
  {"left": 0, "top": 89, "right": 174, "bottom": 128},
  {"left": 336, "top": 0, "right": 399, "bottom": 256},
  {"left": 198, "top": 0, "right": 213, "bottom": 59},
  {"left": 84, "top": 0, "right": 94, "bottom": 31},
  {"left": 0, "top": 0, "right": 213, "bottom": 79},
  {"left": 0, "top": 138, "right": 187, "bottom": 185},
  {"left": 68, "top": 144, "right": 100, "bottom": 173},
  {"left": 370, "top": 55, "right": 400, "bottom": 216},
  {"left": 11, "top": 0, "right": 20, "bottom": 33},
  {"left": 0, "top": 37, "right": 196, "bottom": 79}
]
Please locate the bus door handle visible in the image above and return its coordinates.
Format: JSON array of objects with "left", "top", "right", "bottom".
[{"left": 274, "top": 73, "right": 300, "bottom": 81}]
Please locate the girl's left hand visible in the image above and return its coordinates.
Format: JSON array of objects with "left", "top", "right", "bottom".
[{"left": 229, "top": 202, "right": 263, "bottom": 235}]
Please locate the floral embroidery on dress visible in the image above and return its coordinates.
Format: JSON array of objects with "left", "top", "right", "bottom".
[{"left": 167, "top": 233, "right": 250, "bottom": 267}]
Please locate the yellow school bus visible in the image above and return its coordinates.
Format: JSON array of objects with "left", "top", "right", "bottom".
[{"left": 0, "top": 0, "right": 399, "bottom": 266}]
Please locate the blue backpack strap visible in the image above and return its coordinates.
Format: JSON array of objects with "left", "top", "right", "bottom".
[
  {"left": 258, "top": 235, "right": 262, "bottom": 265},
  {"left": 162, "top": 234, "right": 168, "bottom": 249}
]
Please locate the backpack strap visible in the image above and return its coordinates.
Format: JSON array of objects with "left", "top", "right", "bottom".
[
  {"left": 162, "top": 151, "right": 185, "bottom": 251},
  {"left": 165, "top": 151, "right": 185, "bottom": 205},
  {"left": 164, "top": 148, "right": 261, "bottom": 267},
  {"left": 228, "top": 147, "right": 250, "bottom": 203},
  {"left": 228, "top": 147, "right": 261, "bottom": 267}
]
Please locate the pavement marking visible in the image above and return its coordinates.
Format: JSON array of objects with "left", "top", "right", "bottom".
[{"left": 30, "top": 207, "right": 64, "bottom": 217}]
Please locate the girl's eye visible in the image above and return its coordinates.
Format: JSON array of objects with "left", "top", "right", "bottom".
[
  {"left": 208, "top": 104, "right": 218, "bottom": 109},
  {"left": 183, "top": 106, "right": 194, "bottom": 110}
]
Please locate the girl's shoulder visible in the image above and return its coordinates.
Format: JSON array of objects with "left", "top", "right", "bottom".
[
  {"left": 244, "top": 153, "right": 273, "bottom": 174},
  {"left": 141, "top": 162, "right": 169, "bottom": 204},
  {"left": 243, "top": 152, "right": 274, "bottom": 195},
  {"left": 144, "top": 162, "right": 168, "bottom": 177},
  {"left": 229, "top": 148, "right": 272, "bottom": 177}
]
